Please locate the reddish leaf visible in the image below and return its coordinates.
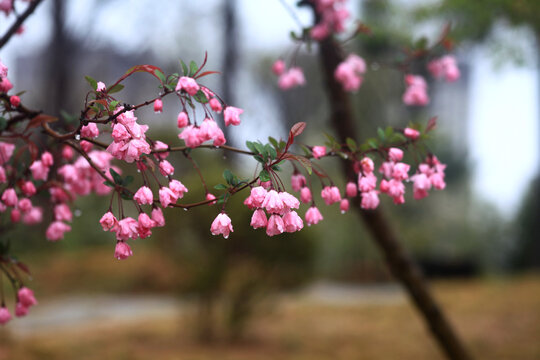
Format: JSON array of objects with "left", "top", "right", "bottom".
[
  {"left": 26, "top": 114, "right": 58, "bottom": 131},
  {"left": 193, "top": 52, "right": 208, "bottom": 78},
  {"left": 109, "top": 64, "right": 165, "bottom": 89},
  {"left": 194, "top": 71, "right": 221, "bottom": 79},
  {"left": 16, "top": 261, "right": 31, "bottom": 276},
  {"left": 426, "top": 116, "right": 437, "bottom": 133},
  {"left": 290, "top": 122, "right": 306, "bottom": 138}
]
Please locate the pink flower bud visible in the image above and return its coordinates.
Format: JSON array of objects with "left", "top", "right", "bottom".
[
  {"left": 300, "top": 187, "right": 312, "bottom": 204},
  {"left": 176, "top": 76, "right": 200, "bottom": 96},
  {"left": 272, "top": 59, "right": 286, "bottom": 76},
  {"left": 151, "top": 207, "right": 165, "bottom": 227},
  {"left": 209, "top": 98, "right": 222, "bottom": 113},
  {"left": 340, "top": 199, "right": 349, "bottom": 214},
  {"left": 169, "top": 179, "right": 188, "bottom": 199},
  {"left": 321, "top": 186, "right": 341, "bottom": 205},
  {"left": 206, "top": 193, "right": 217, "bottom": 205},
  {"left": 210, "top": 212, "right": 233, "bottom": 239},
  {"left": 159, "top": 160, "right": 175, "bottom": 176},
  {"left": 388, "top": 148, "right": 403, "bottom": 162},
  {"left": 1, "top": 188, "right": 17, "bottom": 207},
  {"left": 62, "top": 145, "right": 74, "bottom": 160},
  {"left": 177, "top": 111, "right": 189, "bottom": 128},
  {"left": 10, "top": 208, "right": 20, "bottom": 222},
  {"left": 20, "top": 181, "right": 36, "bottom": 197},
  {"left": 45, "top": 221, "right": 71, "bottom": 241},
  {"left": 361, "top": 190, "right": 380, "bottom": 209},
  {"left": 80, "top": 140, "right": 93, "bottom": 153},
  {"left": 81, "top": 123, "right": 99, "bottom": 138},
  {"left": 54, "top": 203, "right": 73, "bottom": 222},
  {"left": 41, "top": 152, "right": 53, "bottom": 167},
  {"left": 115, "top": 217, "right": 139, "bottom": 241},
  {"left": 96, "top": 81, "right": 106, "bottom": 92},
  {"left": 291, "top": 174, "right": 306, "bottom": 192},
  {"left": 17, "top": 287, "right": 37, "bottom": 307},
  {"left": 282, "top": 210, "right": 304, "bottom": 233},
  {"left": 134, "top": 186, "right": 154, "bottom": 205},
  {"left": 100, "top": 211, "right": 118, "bottom": 231},
  {"left": 154, "top": 99, "right": 163, "bottom": 113},
  {"left": 346, "top": 182, "right": 357, "bottom": 197},
  {"left": 261, "top": 189, "right": 284, "bottom": 214},
  {"left": 305, "top": 206, "right": 323, "bottom": 226},
  {"left": 0, "top": 307, "right": 12, "bottom": 325},
  {"left": 159, "top": 187, "right": 178, "bottom": 208},
  {"left": 404, "top": 128, "right": 420, "bottom": 140},
  {"left": 312, "top": 146, "right": 326, "bottom": 159},
  {"left": 15, "top": 303, "right": 28, "bottom": 317},
  {"left": 266, "top": 214, "right": 285, "bottom": 236},
  {"left": 115, "top": 241, "right": 133, "bottom": 260},
  {"left": 9, "top": 95, "right": 20, "bottom": 107},
  {"left": 223, "top": 106, "right": 243, "bottom": 126},
  {"left": 250, "top": 209, "right": 267, "bottom": 229},
  {"left": 18, "top": 198, "right": 32, "bottom": 212}
]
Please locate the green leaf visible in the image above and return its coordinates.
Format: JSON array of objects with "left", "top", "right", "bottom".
[
  {"left": 0, "top": 117, "right": 7, "bottom": 131},
  {"left": 268, "top": 136, "right": 279, "bottom": 149},
  {"left": 254, "top": 155, "right": 265, "bottom": 164},
  {"left": 246, "top": 141, "right": 257, "bottom": 154},
  {"left": 259, "top": 169, "right": 270, "bottom": 182},
  {"left": 367, "top": 138, "right": 379, "bottom": 149},
  {"left": 271, "top": 164, "right": 281, "bottom": 171},
  {"left": 109, "top": 100, "right": 120, "bottom": 111},
  {"left": 180, "top": 60, "right": 189, "bottom": 76},
  {"left": 389, "top": 133, "right": 406, "bottom": 143},
  {"left": 193, "top": 90, "right": 209, "bottom": 104},
  {"left": 85, "top": 75, "right": 98, "bottom": 90},
  {"left": 103, "top": 180, "right": 115, "bottom": 188},
  {"left": 266, "top": 144, "right": 277, "bottom": 160},
  {"left": 377, "top": 127, "right": 386, "bottom": 141},
  {"left": 120, "top": 190, "right": 132, "bottom": 200},
  {"left": 189, "top": 60, "right": 198, "bottom": 77},
  {"left": 223, "top": 169, "right": 234, "bottom": 185},
  {"left": 384, "top": 126, "right": 394, "bottom": 139},
  {"left": 109, "top": 168, "right": 123, "bottom": 185},
  {"left": 214, "top": 183, "right": 228, "bottom": 190},
  {"left": 155, "top": 69, "right": 166, "bottom": 83},
  {"left": 346, "top": 137, "right": 357, "bottom": 152},
  {"left": 107, "top": 84, "right": 124, "bottom": 94}
]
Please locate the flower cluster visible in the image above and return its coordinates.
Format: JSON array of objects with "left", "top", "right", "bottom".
[
  {"left": 402, "top": 75, "right": 429, "bottom": 106},
  {"left": 334, "top": 54, "right": 367, "bottom": 92},
  {"left": 428, "top": 55, "right": 460, "bottom": 82},
  {"left": 0, "top": 286, "right": 37, "bottom": 325},
  {"left": 310, "top": 0, "right": 350, "bottom": 41},
  {"left": 272, "top": 60, "right": 306, "bottom": 91},
  {"left": 107, "top": 109, "right": 151, "bottom": 163}
]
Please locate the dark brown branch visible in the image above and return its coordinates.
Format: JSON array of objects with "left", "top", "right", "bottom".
[{"left": 0, "top": 0, "right": 45, "bottom": 50}]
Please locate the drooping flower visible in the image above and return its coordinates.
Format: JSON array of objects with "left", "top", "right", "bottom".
[
  {"left": 134, "top": 186, "right": 154, "bottom": 205},
  {"left": 312, "top": 146, "right": 326, "bottom": 159},
  {"left": 210, "top": 212, "right": 233, "bottom": 239},
  {"left": 223, "top": 106, "right": 243, "bottom": 126},
  {"left": 305, "top": 206, "right": 323, "bottom": 226},
  {"left": 115, "top": 241, "right": 133, "bottom": 260},
  {"left": 266, "top": 214, "right": 285, "bottom": 236},
  {"left": 250, "top": 209, "right": 267, "bottom": 229},
  {"left": 45, "top": 221, "right": 72, "bottom": 241}
]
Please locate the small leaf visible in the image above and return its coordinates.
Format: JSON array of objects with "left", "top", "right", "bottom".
[
  {"left": 109, "top": 168, "right": 123, "bottom": 185},
  {"left": 155, "top": 69, "right": 166, "bottom": 83},
  {"left": 189, "top": 60, "right": 198, "bottom": 77},
  {"left": 266, "top": 144, "right": 277, "bottom": 160},
  {"left": 85, "top": 75, "right": 98, "bottom": 90},
  {"left": 107, "top": 84, "right": 124, "bottom": 94},
  {"left": 180, "top": 60, "right": 189, "bottom": 76},
  {"left": 384, "top": 126, "right": 394, "bottom": 139},
  {"left": 259, "top": 169, "right": 270, "bottom": 182},
  {"left": 246, "top": 141, "right": 257, "bottom": 154},
  {"left": 223, "top": 169, "right": 234, "bottom": 185},
  {"left": 120, "top": 191, "right": 132, "bottom": 200},
  {"left": 109, "top": 100, "right": 120, "bottom": 111},
  {"left": 390, "top": 133, "right": 406, "bottom": 143},
  {"left": 193, "top": 90, "right": 209, "bottom": 104},
  {"left": 377, "top": 127, "right": 386, "bottom": 141},
  {"left": 346, "top": 137, "right": 357, "bottom": 152},
  {"left": 268, "top": 136, "right": 279, "bottom": 149},
  {"left": 0, "top": 117, "right": 7, "bottom": 131},
  {"left": 290, "top": 122, "right": 306, "bottom": 138},
  {"left": 103, "top": 180, "right": 115, "bottom": 188},
  {"left": 367, "top": 138, "right": 379, "bottom": 149},
  {"left": 214, "top": 183, "right": 228, "bottom": 190},
  {"left": 253, "top": 142, "right": 265, "bottom": 157},
  {"left": 123, "top": 175, "right": 134, "bottom": 186}
]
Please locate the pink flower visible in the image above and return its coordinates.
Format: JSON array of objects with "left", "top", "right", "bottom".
[
  {"left": 115, "top": 217, "right": 139, "bottom": 240},
  {"left": 411, "top": 173, "right": 431, "bottom": 200},
  {"left": 10, "top": 95, "right": 20, "bottom": 107},
  {"left": 379, "top": 161, "right": 394, "bottom": 179},
  {"left": 151, "top": 207, "right": 165, "bottom": 227},
  {"left": 41, "top": 152, "right": 53, "bottom": 167},
  {"left": 206, "top": 193, "right": 217, "bottom": 205},
  {"left": 159, "top": 160, "right": 175, "bottom": 176},
  {"left": 272, "top": 59, "right": 286, "bottom": 76},
  {"left": 266, "top": 214, "right": 285, "bottom": 236},
  {"left": 0, "top": 166, "right": 5, "bottom": 183},
  {"left": 358, "top": 172, "right": 377, "bottom": 192},
  {"left": 115, "top": 241, "right": 133, "bottom": 260},
  {"left": 29, "top": 160, "right": 49, "bottom": 181},
  {"left": 18, "top": 198, "right": 32, "bottom": 212},
  {"left": 10, "top": 208, "right": 20, "bottom": 222},
  {"left": 392, "top": 163, "right": 410, "bottom": 181},
  {"left": 176, "top": 76, "right": 200, "bottom": 96},
  {"left": 210, "top": 212, "right": 233, "bottom": 239},
  {"left": 361, "top": 190, "right": 380, "bottom": 209},
  {"left": 428, "top": 55, "right": 460, "bottom": 82},
  {"left": 430, "top": 172, "right": 446, "bottom": 190},
  {"left": 199, "top": 118, "right": 226, "bottom": 146},
  {"left": 209, "top": 98, "right": 222, "bottom": 113},
  {"left": 340, "top": 199, "right": 349, "bottom": 214},
  {"left": 96, "top": 81, "right": 106, "bottom": 91},
  {"left": 246, "top": 186, "right": 267, "bottom": 209},
  {"left": 0, "top": 142, "right": 14, "bottom": 164},
  {"left": 360, "top": 157, "right": 374, "bottom": 173},
  {"left": 138, "top": 212, "right": 156, "bottom": 238},
  {"left": 250, "top": 209, "right": 267, "bottom": 229},
  {"left": 20, "top": 181, "right": 36, "bottom": 197},
  {"left": 300, "top": 187, "right": 312, "bottom": 204},
  {"left": 179, "top": 125, "right": 203, "bottom": 148},
  {"left": 262, "top": 189, "right": 284, "bottom": 214},
  {"left": 0, "top": 307, "right": 11, "bottom": 325},
  {"left": 46, "top": 221, "right": 72, "bottom": 241},
  {"left": 134, "top": 186, "right": 153, "bottom": 205},
  {"left": 100, "top": 211, "right": 118, "bottom": 231},
  {"left": 279, "top": 191, "right": 300, "bottom": 210},
  {"left": 402, "top": 75, "right": 429, "bottom": 106},
  {"left": 404, "top": 128, "right": 420, "bottom": 140},
  {"left": 386, "top": 179, "right": 405, "bottom": 204},
  {"left": 159, "top": 187, "right": 178, "bottom": 208},
  {"left": 81, "top": 123, "right": 99, "bottom": 138},
  {"left": 23, "top": 207, "right": 42, "bottom": 225},
  {"left": 15, "top": 303, "right": 29, "bottom": 317},
  {"left": 177, "top": 111, "right": 189, "bottom": 128},
  {"left": 154, "top": 99, "right": 163, "bottom": 113},
  {"left": 223, "top": 106, "right": 243, "bottom": 126},
  {"left": 388, "top": 148, "right": 403, "bottom": 162},
  {"left": 282, "top": 210, "right": 304, "bottom": 232},
  {"left": 278, "top": 67, "right": 306, "bottom": 90},
  {"left": 169, "top": 179, "right": 188, "bottom": 198},
  {"left": 310, "top": 23, "right": 330, "bottom": 41},
  {"left": 111, "top": 124, "right": 130, "bottom": 142},
  {"left": 54, "top": 203, "right": 73, "bottom": 222},
  {"left": 312, "top": 146, "right": 326, "bottom": 159},
  {"left": 17, "top": 287, "right": 37, "bottom": 307},
  {"left": 346, "top": 182, "right": 357, "bottom": 197},
  {"left": 334, "top": 54, "right": 366, "bottom": 92},
  {"left": 321, "top": 186, "right": 341, "bottom": 205},
  {"left": 153, "top": 141, "right": 169, "bottom": 160},
  {"left": 80, "top": 140, "right": 93, "bottom": 153},
  {"left": 290, "top": 173, "right": 306, "bottom": 192},
  {"left": 0, "top": 60, "right": 7, "bottom": 78},
  {"left": 305, "top": 206, "right": 323, "bottom": 226},
  {"left": 1, "top": 188, "right": 17, "bottom": 207},
  {"left": 0, "top": 77, "right": 12, "bottom": 93}
]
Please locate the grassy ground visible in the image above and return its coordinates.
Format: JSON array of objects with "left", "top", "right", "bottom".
[{"left": 0, "top": 274, "right": 538, "bottom": 360}]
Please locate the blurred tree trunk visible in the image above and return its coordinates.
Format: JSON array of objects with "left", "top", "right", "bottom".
[
  {"left": 221, "top": 0, "right": 238, "bottom": 145},
  {"left": 314, "top": 17, "right": 474, "bottom": 360}
]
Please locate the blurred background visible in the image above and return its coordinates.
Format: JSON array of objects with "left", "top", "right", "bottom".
[{"left": 0, "top": 0, "right": 538, "bottom": 359}]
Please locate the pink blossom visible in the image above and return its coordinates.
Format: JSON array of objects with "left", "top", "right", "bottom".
[
  {"left": 361, "top": 190, "right": 380, "bottom": 209},
  {"left": 282, "top": 210, "right": 304, "bottom": 232},
  {"left": 112, "top": 123, "right": 130, "bottom": 142},
  {"left": 312, "top": 146, "right": 326, "bottom": 159},
  {"left": 10, "top": 95, "right": 20, "bottom": 107},
  {"left": 121, "top": 138, "right": 151, "bottom": 163},
  {"left": 209, "top": 98, "right": 222, "bottom": 113},
  {"left": 358, "top": 172, "right": 377, "bottom": 192},
  {"left": 310, "top": 23, "right": 330, "bottom": 41},
  {"left": 386, "top": 179, "right": 405, "bottom": 204},
  {"left": 1, "top": 188, "right": 17, "bottom": 207},
  {"left": 46, "top": 221, "right": 71, "bottom": 241},
  {"left": 258, "top": 180, "right": 272, "bottom": 189},
  {"left": 115, "top": 241, "right": 133, "bottom": 260},
  {"left": 169, "top": 179, "right": 188, "bottom": 199},
  {"left": 10, "top": 208, "right": 20, "bottom": 222},
  {"left": 115, "top": 217, "right": 139, "bottom": 240},
  {"left": 17, "top": 287, "right": 37, "bottom": 307},
  {"left": 388, "top": 148, "right": 403, "bottom": 162},
  {"left": 18, "top": 198, "right": 32, "bottom": 212},
  {"left": 41, "top": 152, "right": 53, "bottom": 167},
  {"left": 430, "top": 172, "right": 446, "bottom": 190},
  {"left": 138, "top": 213, "right": 156, "bottom": 238},
  {"left": 154, "top": 99, "right": 163, "bottom": 113},
  {"left": 177, "top": 111, "right": 189, "bottom": 128},
  {"left": 0, "top": 77, "right": 12, "bottom": 93},
  {"left": 29, "top": 160, "right": 49, "bottom": 181},
  {"left": 266, "top": 214, "right": 285, "bottom": 236},
  {"left": 15, "top": 303, "right": 28, "bottom": 317},
  {"left": 334, "top": 54, "right": 366, "bottom": 92},
  {"left": 22, "top": 207, "right": 42, "bottom": 225},
  {"left": 159, "top": 160, "right": 175, "bottom": 176},
  {"left": 100, "top": 211, "right": 118, "bottom": 231},
  {"left": 291, "top": 173, "right": 306, "bottom": 192},
  {"left": 206, "top": 193, "right": 217, "bottom": 205},
  {"left": 210, "top": 212, "right": 233, "bottom": 239},
  {"left": 0, "top": 59, "right": 7, "bottom": 78},
  {"left": 247, "top": 186, "right": 267, "bottom": 208},
  {"left": 360, "top": 157, "right": 374, "bottom": 173},
  {"left": 346, "top": 182, "right": 357, "bottom": 197},
  {"left": 153, "top": 141, "right": 169, "bottom": 160},
  {"left": 80, "top": 140, "right": 93, "bottom": 153},
  {"left": 176, "top": 76, "right": 200, "bottom": 96},
  {"left": 96, "top": 81, "right": 106, "bottom": 91},
  {"left": 134, "top": 186, "right": 153, "bottom": 205},
  {"left": 279, "top": 191, "right": 300, "bottom": 210},
  {"left": 428, "top": 55, "right": 460, "bottom": 82},
  {"left": 151, "top": 207, "right": 165, "bottom": 227},
  {"left": 262, "top": 189, "right": 284, "bottom": 214},
  {"left": 321, "top": 186, "right": 341, "bottom": 205},
  {"left": 0, "top": 142, "right": 14, "bottom": 164},
  {"left": 305, "top": 206, "right": 323, "bottom": 226},
  {"left": 278, "top": 67, "right": 305, "bottom": 90},
  {"left": 0, "top": 166, "right": 5, "bottom": 183},
  {"left": 0, "top": 307, "right": 11, "bottom": 325},
  {"left": 159, "top": 186, "right": 178, "bottom": 208},
  {"left": 300, "top": 187, "right": 312, "bottom": 204},
  {"left": 271, "top": 59, "right": 286, "bottom": 76},
  {"left": 179, "top": 125, "right": 203, "bottom": 148},
  {"left": 223, "top": 106, "right": 243, "bottom": 126},
  {"left": 404, "top": 127, "right": 420, "bottom": 140},
  {"left": 379, "top": 161, "right": 394, "bottom": 179},
  {"left": 81, "top": 123, "right": 99, "bottom": 138},
  {"left": 20, "top": 181, "right": 36, "bottom": 196},
  {"left": 54, "top": 203, "right": 73, "bottom": 222},
  {"left": 250, "top": 209, "right": 267, "bottom": 229},
  {"left": 392, "top": 162, "right": 410, "bottom": 181},
  {"left": 403, "top": 75, "right": 429, "bottom": 106},
  {"left": 340, "top": 199, "right": 349, "bottom": 214},
  {"left": 199, "top": 118, "right": 226, "bottom": 146}
]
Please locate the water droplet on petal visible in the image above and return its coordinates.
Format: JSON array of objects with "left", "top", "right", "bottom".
[{"left": 75, "top": 134, "right": 81, "bottom": 140}]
